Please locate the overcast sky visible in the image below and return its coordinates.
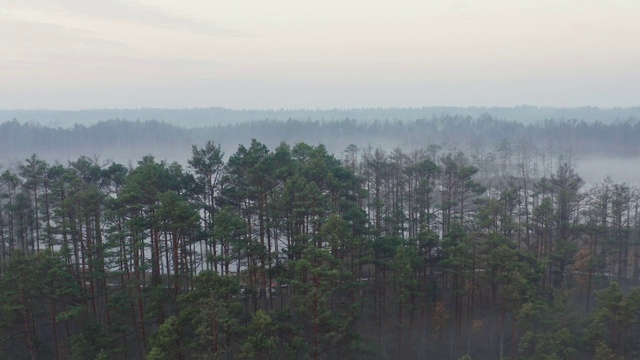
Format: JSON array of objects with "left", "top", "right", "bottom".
[{"left": 1, "top": 0, "right": 639, "bottom": 109}]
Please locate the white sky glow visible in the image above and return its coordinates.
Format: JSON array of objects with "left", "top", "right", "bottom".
[{"left": 1, "top": 0, "right": 639, "bottom": 109}]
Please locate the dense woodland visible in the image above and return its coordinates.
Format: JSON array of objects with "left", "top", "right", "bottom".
[{"left": 1, "top": 136, "right": 640, "bottom": 360}]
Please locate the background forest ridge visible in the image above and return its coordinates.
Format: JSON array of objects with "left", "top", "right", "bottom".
[
  {"left": 2, "top": 106, "right": 640, "bottom": 128},
  {"left": 3, "top": 108, "right": 640, "bottom": 185}
]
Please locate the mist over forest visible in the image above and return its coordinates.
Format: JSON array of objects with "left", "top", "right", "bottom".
[
  {"left": 2, "top": 107, "right": 640, "bottom": 359},
  {"left": 2, "top": 105, "right": 640, "bottom": 128},
  {"left": 5, "top": 0, "right": 640, "bottom": 356},
  {"left": 2, "top": 107, "right": 640, "bottom": 185}
]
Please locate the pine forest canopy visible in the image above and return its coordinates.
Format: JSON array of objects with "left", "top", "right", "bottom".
[{"left": 1, "top": 138, "right": 640, "bottom": 359}]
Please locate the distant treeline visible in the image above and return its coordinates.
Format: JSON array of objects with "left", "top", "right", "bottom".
[
  {"left": 1, "top": 115, "right": 640, "bottom": 165},
  {"left": 2, "top": 105, "right": 640, "bottom": 128}
]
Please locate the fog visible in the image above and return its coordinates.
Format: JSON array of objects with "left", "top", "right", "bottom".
[
  {"left": 575, "top": 156, "right": 640, "bottom": 187},
  {"left": 1, "top": 113, "right": 638, "bottom": 190},
  {"left": 2, "top": 106, "right": 640, "bottom": 128}
]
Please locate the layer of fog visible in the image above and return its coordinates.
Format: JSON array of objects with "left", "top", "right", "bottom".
[
  {"left": 2, "top": 106, "right": 640, "bottom": 128},
  {"left": 575, "top": 157, "right": 640, "bottom": 187},
  {"left": 2, "top": 141, "right": 636, "bottom": 192}
]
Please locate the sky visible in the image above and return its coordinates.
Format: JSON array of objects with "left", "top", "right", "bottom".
[{"left": 1, "top": 0, "right": 639, "bottom": 110}]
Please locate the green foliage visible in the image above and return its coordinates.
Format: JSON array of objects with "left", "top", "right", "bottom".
[
  {"left": 291, "top": 244, "right": 361, "bottom": 358},
  {"left": 69, "top": 320, "right": 117, "bottom": 360},
  {"left": 3, "top": 140, "right": 640, "bottom": 359},
  {"left": 592, "top": 342, "right": 618, "bottom": 360},
  {"left": 176, "top": 271, "right": 244, "bottom": 359},
  {"left": 517, "top": 286, "right": 582, "bottom": 360},
  {"left": 239, "top": 310, "right": 277, "bottom": 360},
  {"left": 519, "top": 328, "right": 576, "bottom": 360},
  {"left": 585, "top": 283, "right": 640, "bottom": 358},
  {"left": 0, "top": 250, "right": 84, "bottom": 357},
  {"left": 439, "top": 223, "right": 472, "bottom": 274},
  {"left": 481, "top": 235, "right": 542, "bottom": 308},
  {"left": 147, "top": 316, "right": 181, "bottom": 360}
]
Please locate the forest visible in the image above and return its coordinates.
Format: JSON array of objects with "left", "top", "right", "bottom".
[
  {"left": 3, "top": 106, "right": 640, "bottom": 128},
  {"left": 1, "top": 134, "right": 640, "bottom": 359},
  {"left": 2, "top": 114, "right": 640, "bottom": 171}
]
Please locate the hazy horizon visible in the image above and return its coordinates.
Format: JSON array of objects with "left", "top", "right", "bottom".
[
  {"left": 3, "top": 105, "right": 640, "bottom": 129},
  {"left": 2, "top": 104, "right": 640, "bottom": 112}
]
